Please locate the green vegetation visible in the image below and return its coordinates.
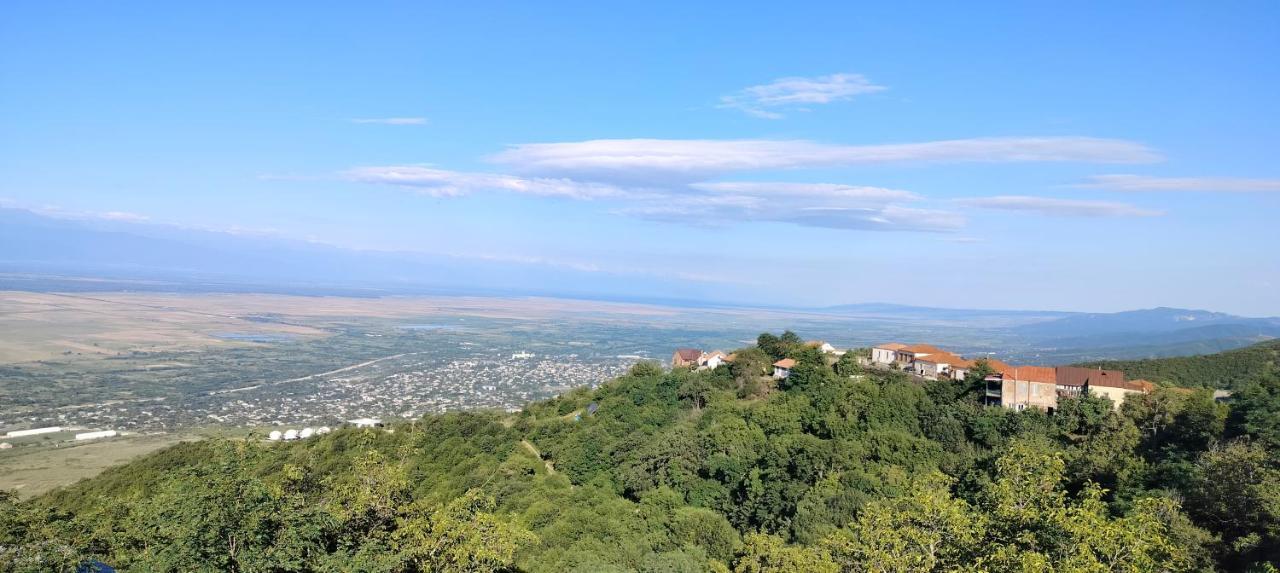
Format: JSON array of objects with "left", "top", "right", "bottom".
[
  {"left": 1079, "top": 339, "right": 1280, "bottom": 390},
  {"left": 4, "top": 332, "right": 1280, "bottom": 572}
]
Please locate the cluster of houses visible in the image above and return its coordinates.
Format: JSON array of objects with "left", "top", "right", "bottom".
[
  {"left": 671, "top": 340, "right": 1153, "bottom": 412},
  {"left": 672, "top": 341, "right": 842, "bottom": 380},
  {"left": 871, "top": 342, "right": 1153, "bottom": 411}
]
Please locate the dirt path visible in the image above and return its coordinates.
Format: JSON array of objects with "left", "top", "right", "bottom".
[{"left": 520, "top": 439, "right": 557, "bottom": 475}]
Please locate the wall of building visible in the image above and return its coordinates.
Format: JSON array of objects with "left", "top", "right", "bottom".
[
  {"left": 1089, "top": 385, "right": 1140, "bottom": 409},
  {"left": 871, "top": 348, "right": 896, "bottom": 364},
  {"left": 1002, "top": 379, "right": 1058, "bottom": 411}
]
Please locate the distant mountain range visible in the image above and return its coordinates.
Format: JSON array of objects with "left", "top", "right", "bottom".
[
  {"left": 3, "top": 207, "right": 1277, "bottom": 362},
  {"left": 0, "top": 208, "right": 738, "bottom": 305}
]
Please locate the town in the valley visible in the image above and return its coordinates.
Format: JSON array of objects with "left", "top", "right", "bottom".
[{"left": 0, "top": 334, "right": 1213, "bottom": 451}]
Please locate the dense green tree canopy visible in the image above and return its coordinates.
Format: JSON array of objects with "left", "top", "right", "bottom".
[{"left": 4, "top": 333, "right": 1279, "bottom": 571}]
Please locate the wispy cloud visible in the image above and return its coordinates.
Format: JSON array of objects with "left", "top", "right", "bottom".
[
  {"left": 618, "top": 196, "right": 963, "bottom": 233},
  {"left": 342, "top": 165, "right": 958, "bottom": 233},
  {"left": 490, "top": 137, "right": 1162, "bottom": 182},
  {"left": 342, "top": 166, "right": 633, "bottom": 199},
  {"left": 956, "top": 195, "right": 1164, "bottom": 217},
  {"left": 349, "top": 117, "right": 429, "bottom": 125},
  {"left": 97, "top": 211, "right": 151, "bottom": 222},
  {"left": 1078, "top": 174, "right": 1280, "bottom": 193},
  {"left": 0, "top": 199, "right": 153, "bottom": 223},
  {"left": 719, "top": 73, "right": 887, "bottom": 118},
  {"left": 691, "top": 182, "right": 920, "bottom": 203}
]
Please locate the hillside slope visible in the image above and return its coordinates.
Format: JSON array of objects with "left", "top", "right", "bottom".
[
  {"left": 4, "top": 334, "right": 1280, "bottom": 572},
  {"left": 1077, "top": 338, "right": 1280, "bottom": 389}
]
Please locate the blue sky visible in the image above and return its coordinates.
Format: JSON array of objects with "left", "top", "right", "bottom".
[{"left": 2, "top": 2, "right": 1278, "bottom": 314}]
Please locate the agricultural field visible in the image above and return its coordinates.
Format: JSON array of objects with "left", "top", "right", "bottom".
[{"left": 0, "top": 432, "right": 192, "bottom": 498}]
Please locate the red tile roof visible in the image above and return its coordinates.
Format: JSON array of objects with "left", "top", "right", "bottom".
[
  {"left": 674, "top": 348, "right": 702, "bottom": 361},
  {"left": 1000, "top": 365, "right": 1058, "bottom": 384},
  {"left": 912, "top": 351, "right": 975, "bottom": 368},
  {"left": 773, "top": 358, "right": 796, "bottom": 368},
  {"left": 901, "top": 344, "right": 944, "bottom": 354},
  {"left": 876, "top": 343, "right": 907, "bottom": 350}
]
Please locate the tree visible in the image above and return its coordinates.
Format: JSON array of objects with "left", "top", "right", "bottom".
[
  {"left": 393, "top": 489, "right": 537, "bottom": 573},
  {"left": 733, "top": 533, "right": 837, "bottom": 573},
  {"left": 822, "top": 473, "right": 981, "bottom": 573},
  {"left": 630, "top": 361, "right": 665, "bottom": 378},
  {"left": 1184, "top": 440, "right": 1280, "bottom": 569},
  {"left": 1227, "top": 375, "right": 1280, "bottom": 451}
]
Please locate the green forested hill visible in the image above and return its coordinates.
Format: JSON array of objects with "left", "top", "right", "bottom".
[
  {"left": 4, "top": 333, "right": 1280, "bottom": 572},
  {"left": 1078, "top": 338, "right": 1280, "bottom": 389}
]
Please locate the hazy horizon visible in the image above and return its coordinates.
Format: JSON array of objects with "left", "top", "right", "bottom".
[{"left": 3, "top": 2, "right": 1278, "bottom": 314}]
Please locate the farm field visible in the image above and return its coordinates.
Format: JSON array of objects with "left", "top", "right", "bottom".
[{"left": 0, "top": 432, "right": 192, "bottom": 498}]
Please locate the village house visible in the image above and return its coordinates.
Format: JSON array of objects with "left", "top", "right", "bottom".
[
  {"left": 870, "top": 343, "right": 947, "bottom": 369},
  {"left": 870, "top": 343, "right": 906, "bottom": 366},
  {"left": 671, "top": 348, "right": 703, "bottom": 369},
  {"left": 772, "top": 358, "right": 795, "bottom": 379},
  {"left": 910, "top": 351, "right": 976, "bottom": 381},
  {"left": 698, "top": 350, "right": 729, "bottom": 370},
  {"left": 1055, "top": 366, "right": 1149, "bottom": 409},
  {"left": 985, "top": 365, "right": 1059, "bottom": 411}
]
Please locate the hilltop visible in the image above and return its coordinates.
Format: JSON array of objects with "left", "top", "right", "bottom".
[{"left": 3, "top": 333, "right": 1279, "bottom": 572}]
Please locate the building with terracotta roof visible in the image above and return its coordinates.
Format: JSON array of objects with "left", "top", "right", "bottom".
[
  {"left": 870, "top": 342, "right": 946, "bottom": 368},
  {"left": 910, "top": 351, "right": 976, "bottom": 381},
  {"left": 1055, "top": 366, "right": 1146, "bottom": 409},
  {"left": 772, "top": 358, "right": 796, "bottom": 379},
  {"left": 671, "top": 348, "right": 703, "bottom": 369},
  {"left": 698, "top": 350, "right": 728, "bottom": 370},
  {"left": 870, "top": 343, "right": 907, "bottom": 365},
  {"left": 985, "top": 365, "right": 1059, "bottom": 411}
]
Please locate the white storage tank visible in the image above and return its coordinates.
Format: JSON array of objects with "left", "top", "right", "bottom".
[
  {"left": 283, "top": 429, "right": 299, "bottom": 440},
  {"left": 299, "top": 427, "right": 314, "bottom": 439},
  {"left": 267, "top": 430, "right": 282, "bottom": 441}
]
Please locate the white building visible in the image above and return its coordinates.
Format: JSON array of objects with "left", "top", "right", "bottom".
[
  {"left": 698, "top": 350, "right": 728, "bottom": 370},
  {"left": 4, "top": 426, "right": 62, "bottom": 438},
  {"left": 349, "top": 418, "right": 382, "bottom": 428},
  {"left": 870, "top": 344, "right": 907, "bottom": 366},
  {"left": 74, "top": 430, "right": 117, "bottom": 441},
  {"left": 772, "top": 358, "right": 795, "bottom": 379}
]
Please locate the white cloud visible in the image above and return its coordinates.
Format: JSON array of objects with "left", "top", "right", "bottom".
[
  {"left": 691, "top": 182, "right": 920, "bottom": 203},
  {"left": 490, "top": 137, "right": 1162, "bottom": 182},
  {"left": 719, "top": 73, "right": 887, "bottom": 118},
  {"left": 618, "top": 195, "right": 963, "bottom": 233},
  {"left": 1078, "top": 174, "right": 1280, "bottom": 193},
  {"left": 342, "top": 166, "right": 633, "bottom": 199},
  {"left": 956, "top": 195, "right": 1164, "bottom": 217},
  {"left": 97, "top": 211, "right": 151, "bottom": 222},
  {"left": 344, "top": 164, "right": 962, "bottom": 233},
  {"left": 0, "top": 200, "right": 153, "bottom": 223},
  {"left": 349, "top": 117, "right": 428, "bottom": 125}
]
